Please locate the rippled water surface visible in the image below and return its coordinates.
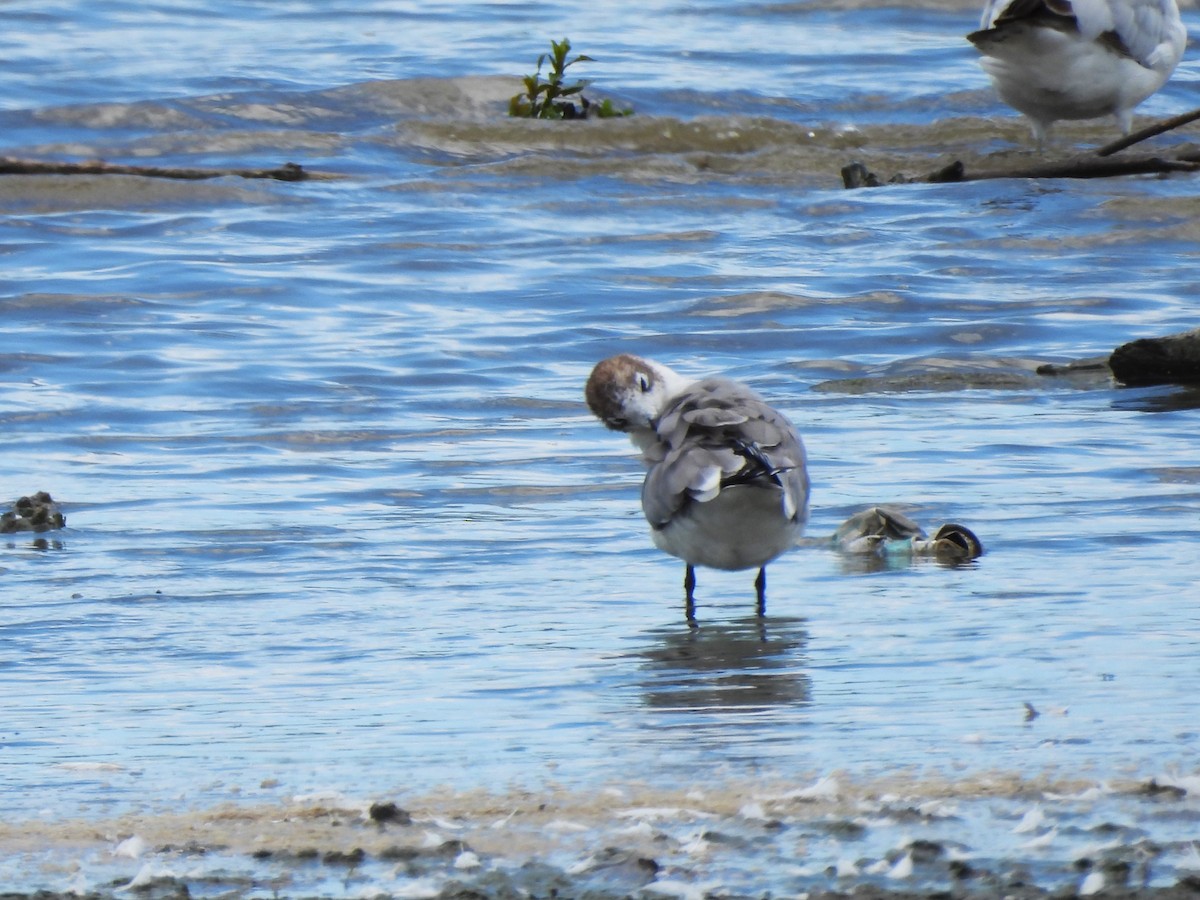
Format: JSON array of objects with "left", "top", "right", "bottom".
[{"left": 3, "top": 1, "right": 1200, "bottom": 895}]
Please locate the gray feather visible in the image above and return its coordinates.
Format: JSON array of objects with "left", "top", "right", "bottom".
[{"left": 639, "top": 376, "right": 809, "bottom": 529}]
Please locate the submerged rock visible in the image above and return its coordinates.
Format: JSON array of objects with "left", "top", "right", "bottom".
[
  {"left": 814, "top": 369, "right": 1042, "bottom": 394},
  {"left": 0, "top": 491, "right": 65, "bottom": 533}
]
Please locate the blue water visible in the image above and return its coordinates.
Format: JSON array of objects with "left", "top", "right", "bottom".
[{"left": 3, "top": 1, "right": 1200, "bottom": 895}]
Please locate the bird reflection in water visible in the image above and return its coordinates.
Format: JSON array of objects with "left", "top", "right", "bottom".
[{"left": 630, "top": 615, "right": 811, "bottom": 713}]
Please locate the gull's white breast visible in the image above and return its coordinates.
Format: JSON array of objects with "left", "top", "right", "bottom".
[
  {"left": 648, "top": 483, "right": 805, "bottom": 571},
  {"left": 971, "top": 0, "right": 1186, "bottom": 139}
]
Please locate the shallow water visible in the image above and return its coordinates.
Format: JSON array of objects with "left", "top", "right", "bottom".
[{"left": 3, "top": 0, "right": 1200, "bottom": 895}]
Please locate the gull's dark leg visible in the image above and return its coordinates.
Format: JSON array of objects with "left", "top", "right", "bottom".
[
  {"left": 684, "top": 564, "right": 697, "bottom": 626},
  {"left": 755, "top": 567, "right": 767, "bottom": 618}
]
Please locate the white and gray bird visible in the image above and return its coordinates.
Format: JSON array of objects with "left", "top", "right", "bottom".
[
  {"left": 968, "top": 0, "right": 1186, "bottom": 147},
  {"left": 585, "top": 354, "right": 809, "bottom": 621}
]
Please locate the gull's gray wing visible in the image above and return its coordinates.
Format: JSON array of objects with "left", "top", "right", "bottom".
[
  {"left": 640, "top": 377, "right": 809, "bottom": 529},
  {"left": 978, "top": 0, "right": 1183, "bottom": 67},
  {"left": 1088, "top": 0, "right": 1185, "bottom": 68}
]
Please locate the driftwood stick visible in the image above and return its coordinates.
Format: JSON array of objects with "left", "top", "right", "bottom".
[
  {"left": 0, "top": 157, "right": 330, "bottom": 181},
  {"left": 926, "top": 153, "right": 1200, "bottom": 183},
  {"left": 844, "top": 152, "right": 1200, "bottom": 188},
  {"left": 844, "top": 105, "right": 1200, "bottom": 188},
  {"left": 1095, "top": 106, "right": 1200, "bottom": 157}
]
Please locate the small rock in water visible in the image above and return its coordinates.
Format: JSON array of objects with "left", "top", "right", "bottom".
[
  {"left": 1138, "top": 779, "right": 1187, "bottom": 800},
  {"left": 1, "top": 491, "right": 65, "bottom": 533},
  {"left": 369, "top": 801, "right": 413, "bottom": 825},
  {"left": 323, "top": 847, "right": 365, "bottom": 866}
]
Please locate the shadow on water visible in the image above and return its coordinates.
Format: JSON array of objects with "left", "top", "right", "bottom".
[
  {"left": 1111, "top": 384, "right": 1200, "bottom": 413},
  {"left": 626, "top": 615, "right": 811, "bottom": 713}
]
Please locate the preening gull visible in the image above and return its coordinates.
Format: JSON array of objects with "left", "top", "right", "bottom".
[
  {"left": 585, "top": 354, "right": 809, "bottom": 620},
  {"left": 968, "top": 0, "right": 1186, "bottom": 146}
]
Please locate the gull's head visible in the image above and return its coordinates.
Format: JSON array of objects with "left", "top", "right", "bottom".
[{"left": 585, "top": 354, "right": 685, "bottom": 432}]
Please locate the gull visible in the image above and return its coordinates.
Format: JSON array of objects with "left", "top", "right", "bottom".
[
  {"left": 968, "top": 0, "right": 1187, "bottom": 146},
  {"left": 585, "top": 354, "right": 809, "bottom": 621}
]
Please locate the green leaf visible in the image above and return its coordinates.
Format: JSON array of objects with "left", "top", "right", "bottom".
[{"left": 510, "top": 37, "right": 627, "bottom": 122}]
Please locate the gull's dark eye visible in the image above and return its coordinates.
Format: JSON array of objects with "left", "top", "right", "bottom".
[{"left": 637, "top": 373, "right": 651, "bottom": 392}]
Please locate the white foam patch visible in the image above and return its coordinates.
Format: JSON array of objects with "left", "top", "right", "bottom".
[
  {"left": 1018, "top": 826, "right": 1058, "bottom": 850},
  {"left": 111, "top": 835, "right": 146, "bottom": 859},
  {"left": 887, "top": 852, "right": 914, "bottom": 880},
  {"left": 780, "top": 774, "right": 840, "bottom": 802},
  {"left": 1012, "top": 805, "right": 1046, "bottom": 834},
  {"left": 54, "top": 762, "right": 125, "bottom": 773},
  {"left": 389, "top": 877, "right": 443, "bottom": 899},
  {"left": 1079, "top": 871, "right": 1106, "bottom": 895}
]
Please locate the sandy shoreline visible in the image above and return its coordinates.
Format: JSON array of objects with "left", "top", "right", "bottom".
[{"left": 4, "top": 773, "right": 1199, "bottom": 898}]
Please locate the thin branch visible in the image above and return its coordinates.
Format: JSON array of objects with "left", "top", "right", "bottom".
[
  {"left": 0, "top": 157, "right": 336, "bottom": 181},
  {"left": 843, "top": 153, "right": 1200, "bottom": 188},
  {"left": 1095, "top": 106, "right": 1200, "bottom": 157},
  {"left": 844, "top": 104, "right": 1200, "bottom": 188},
  {"left": 930, "top": 154, "right": 1200, "bottom": 183}
]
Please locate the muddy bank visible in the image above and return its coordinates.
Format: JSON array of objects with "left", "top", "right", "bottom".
[
  {"left": 7, "top": 867, "right": 1200, "bottom": 900},
  {"left": 5, "top": 774, "right": 1200, "bottom": 899}
]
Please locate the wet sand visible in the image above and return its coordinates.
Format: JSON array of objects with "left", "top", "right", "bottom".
[{"left": 6, "top": 773, "right": 1200, "bottom": 898}]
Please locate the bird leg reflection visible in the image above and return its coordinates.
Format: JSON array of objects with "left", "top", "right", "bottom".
[{"left": 755, "top": 567, "right": 766, "bottom": 618}]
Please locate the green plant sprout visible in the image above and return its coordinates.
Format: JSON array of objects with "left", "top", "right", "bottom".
[{"left": 508, "top": 38, "right": 632, "bottom": 120}]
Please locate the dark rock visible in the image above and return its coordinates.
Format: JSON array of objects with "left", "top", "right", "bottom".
[
  {"left": 1, "top": 492, "right": 65, "bottom": 533},
  {"left": 435, "top": 839, "right": 469, "bottom": 858},
  {"left": 823, "top": 819, "right": 868, "bottom": 839},
  {"left": 947, "top": 859, "right": 977, "bottom": 879},
  {"left": 908, "top": 839, "right": 945, "bottom": 863},
  {"left": 636, "top": 857, "right": 660, "bottom": 877},
  {"left": 369, "top": 801, "right": 413, "bottom": 825},
  {"left": 842, "top": 162, "right": 881, "bottom": 189},
  {"left": 1139, "top": 779, "right": 1187, "bottom": 800},
  {"left": 322, "top": 847, "right": 365, "bottom": 866},
  {"left": 1103, "top": 860, "right": 1134, "bottom": 884},
  {"left": 1111, "top": 328, "right": 1200, "bottom": 387},
  {"left": 379, "top": 845, "right": 422, "bottom": 861}
]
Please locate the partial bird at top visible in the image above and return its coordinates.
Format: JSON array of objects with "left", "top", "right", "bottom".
[{"left": 968, "top": 0, "right": 1187, "bottom": 146}]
